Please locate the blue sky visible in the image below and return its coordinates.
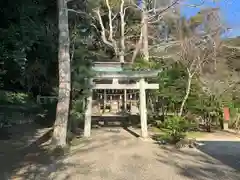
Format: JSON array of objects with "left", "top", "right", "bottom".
[{"left": 181, "top": 0, "right": 240, "bottom": 38}]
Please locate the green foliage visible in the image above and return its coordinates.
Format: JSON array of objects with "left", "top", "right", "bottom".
[
  {"left": 0, "top": 90, "right": 34, "bottom": 105},
  {"left": 162, "top": 116, "right": 188, "bottom": 143},
  {"left": 0, "top": 0, "right": 58, "bottom": 94},
  {"left": 152, "top": 116, "right": 190, "bottom": 144},
  {"left": 69, "top": 95, "right": 86, "bottom": 131},
  {"left": 68, "top": 17, "right": 96, "bottom": 131},
  {"left": 0, "top": 0, "right": 238, "bottom": 135},
  {"left": 158, "top": 63, "right": 187, "bottom": 106},
  {"left": 131, "top": 58, "right": 158, "bottom": 71},
  {"left": 228, "top": 103, "right": 240, "bottom": 130},
  {"left": 153, "top": 62, "right": 201, "bottom": 115}
]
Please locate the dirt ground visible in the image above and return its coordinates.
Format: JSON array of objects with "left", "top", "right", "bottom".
[{"left": 2, "top": 127, "right": 239, "bottom": 180}]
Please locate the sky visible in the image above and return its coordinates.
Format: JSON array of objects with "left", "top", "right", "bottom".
[{"left": 181, "top": 0, "right": 240, "bottom": 38}]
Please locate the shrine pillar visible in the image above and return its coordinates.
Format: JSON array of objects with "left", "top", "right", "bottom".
[
  {"left": 124, "top": 89, "right": 127, "bottom": 111},
  {"left": 103, "top": 89, "right": 107, "bottom": 113},
  {"left": 139, "top": 78, "right": 148, "bottom": 138},
  {"left": 84, "top": 79, "right": 93, "bottom": 137}
]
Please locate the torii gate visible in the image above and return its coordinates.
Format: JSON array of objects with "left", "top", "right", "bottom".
[{"left": 84, "top": 62, "right": 160, "bottom": 139}]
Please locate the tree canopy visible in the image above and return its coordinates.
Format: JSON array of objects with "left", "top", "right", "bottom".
[{"left": 1, "top": 0, "right": 240, "bottom": 145}]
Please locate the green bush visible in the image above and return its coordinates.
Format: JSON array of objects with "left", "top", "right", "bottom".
[
  {"left": 0, "top": 90, "right": 32, "bottom": 105},
  {"left": 163, "top": 116, "right": 189, "bottom": 143},
  {"left": 229, "top": 106, "right": 240, "bottom": 130},
  {"left": 69, "top": 97, "right": 85, "bottom": 131}
]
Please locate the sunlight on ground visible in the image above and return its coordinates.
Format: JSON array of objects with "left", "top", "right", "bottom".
[
  {"left": 186, "top": 131, "right": 208, "bottom": 138},
  {"left": 151, "top": 127, "right": 208, "bottom": 138},
  {"left": 150, "top": 127, "right": 168, "bottom": 134}
]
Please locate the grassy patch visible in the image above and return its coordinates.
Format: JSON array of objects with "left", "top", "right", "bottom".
[
  {"left": 151, "top": 127, "right": 183, "bottom": 143},
  {"left": 151, "top": 127, "right": 171, "bottom": 134},
  {"left": 186, "top": 131, "right": 207, "bottom": 138},
  {"left": 151, "top": 127, "right": 207, "bottom": 139}
]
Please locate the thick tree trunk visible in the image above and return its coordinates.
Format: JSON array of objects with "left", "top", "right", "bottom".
[
  {"left": 52, "top": 0, "right": 71, "bottom": 147},
  {"left": 179, "top": 74, "right": 192, "bottom": 117}
]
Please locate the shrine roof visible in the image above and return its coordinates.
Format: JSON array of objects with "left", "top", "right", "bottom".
[
  {"left": 92, "top": 62, "right": 126, "bottom": 72},
  {"left": 92, "top": 61, "right": 161, "bottom": 79},
  {"left": 94, "top": 70, "right": 161, "bottom": 79}
]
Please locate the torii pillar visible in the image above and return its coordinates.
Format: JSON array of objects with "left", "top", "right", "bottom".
[
  {"left": 139, "top": 78, "right": 148, "bottom": 138},
  {"left": 84, "top": 79, "right": 93, "bottom": 137}
]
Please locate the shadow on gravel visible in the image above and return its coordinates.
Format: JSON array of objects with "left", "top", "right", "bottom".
[
  {"left": 0, "top": 126, "right": 132, "bottom": 180},
  {"left": 0, "top": 128, "right": 53, "bottom": 179}
]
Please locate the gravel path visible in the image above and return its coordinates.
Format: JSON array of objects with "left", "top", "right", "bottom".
[
  {"left": 5, "top": 127, "right": 240, "bottom": 180},
  {"left": 20, "top": 128, "right": 238, "bottom": 180}
]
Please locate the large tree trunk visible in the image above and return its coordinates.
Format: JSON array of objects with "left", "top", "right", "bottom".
[
  {"left": 52, "top": 0, "right": 71, "bottom": 147},
  {"left": 179, "top": 74, "right": 192, "bottom": 117}
]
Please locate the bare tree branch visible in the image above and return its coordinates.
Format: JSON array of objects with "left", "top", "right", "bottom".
[
  {"left": 120, "top": 0, "right": 126, "bottom": 62},
  {"left": 106, "top": 0, "right": 113, "bottom": 41},
  {"left": 105, "top": 0, "right": 119, "bottom": 56},
  {"left": 95, "top": 8, "right": 113, "bottom": 48},
  {"left": 148, "top": 0, "right": 180, "bottom": 14},
  {"left": 177, "top": 7, "right": 224, "bottom": 116}
]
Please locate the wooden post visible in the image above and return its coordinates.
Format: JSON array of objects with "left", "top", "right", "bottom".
[
  {"left": 103, "top": 89, "right": 107, "bottom": 113},
  {"left": 139, "top": 78, "right": 148, "bottom": 138},
  {"left": 84, "top": 79, "right": 93, "bottom": 137}
]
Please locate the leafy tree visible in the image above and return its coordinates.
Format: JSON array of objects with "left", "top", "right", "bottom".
[{"left": 0, "top": 0, "right": 58, "bottom": 94}]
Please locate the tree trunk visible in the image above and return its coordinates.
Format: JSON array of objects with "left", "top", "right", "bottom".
[
  {"left": 119, "top": 0, "right": 125, "bottom": 63},
  {"left": 52, "top": 0, "right": 71, "bottom": 147},
  {"left": 179, "top": 74, "right": 192, "bottom": 117}
]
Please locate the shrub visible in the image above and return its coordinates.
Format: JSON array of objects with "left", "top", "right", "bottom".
[
  {"left": 163, "top": 116, "right": 189, "bottom": 143},
  {"left": 0, "top": 90, "right": 33, "bottom": 105},
  {"left": 69, "top": 98, "right": 85, "bottom": 132},
  {"left": 229, "top": 107, "right": 240, "bottom": 131}
]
